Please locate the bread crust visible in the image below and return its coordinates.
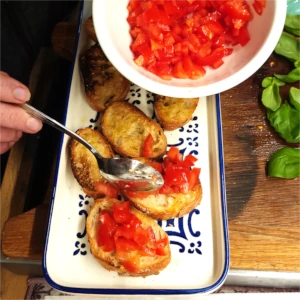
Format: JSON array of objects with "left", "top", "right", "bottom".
[
  {"left": 69, "top": 128, "right": 114, "bottom": 198},
  {"left": 154, "top": 95, "right": 199, "bottom": 131},
  {"left": 86, "top": 198, "right": 171, "bottom": 277},
  {"left": 84, "top": 16, "right": 98, "bottom": 42},
  {"left": 124, "top": 179, "right": 202, "bottom": 220},
  {"left": 101, "top": 101, "right": 167, "bottom": 158},
  {"left": 79, "top": 44, "right": 131, "bottom": 112}
]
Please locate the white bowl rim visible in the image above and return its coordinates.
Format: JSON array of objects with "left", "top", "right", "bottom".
[{"left": 93, "top": 0, "right": 287, "bottom": 98}]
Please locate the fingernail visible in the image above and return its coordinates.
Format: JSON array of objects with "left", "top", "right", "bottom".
[
  {"left": 13, "top": 87, "right": 30, "bottom": 101},
  {"left": 26, "top": 118, "right": 42, "bottom": 132}
]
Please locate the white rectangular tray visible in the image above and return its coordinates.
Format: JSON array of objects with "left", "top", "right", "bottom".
[{"left": 43, "top": 0, "right": 229, "bottom": 295}]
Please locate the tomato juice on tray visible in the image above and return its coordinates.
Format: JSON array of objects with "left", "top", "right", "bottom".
[{"left": 127, "top": 0, "right": 266, "bottom": 80}]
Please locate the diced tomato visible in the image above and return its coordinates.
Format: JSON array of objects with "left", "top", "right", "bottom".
[
  {"left": 142, "top": 134, "right": 154, "bottom": 158},
  {"left": 183, "top": 56, "right": 206, "bottom": 80},
  {"left": 163, "top": 165, "right": 190, "bottom": 186},
  {"left": 114, "top": 225, "right": 135, "bottom": 241},
  {"left": 189, "top": 167, "right": 201, "bottom": 190},
  {"left": 155, "top": 237, "right": 168, "bottom": 255},
  {"left": 95, "top": 182, "right": 119, "bottom": 198},
  {"left": 236, "top": 25, "right": 250, "bottom": 46},
  {"left": 134, "top": 226, "right": 156, "bottom": 247},
  {"left": 115, "top": 237, "right": 140, "bottom": 256},
  {"left": 122, "top": 255, "right": 140, "bottom": 273},
  {"left": 112, "top": 201, "right": 133, "bottom": 224},
  {"left": 195, "top": 47, "right": 225, "bottom": 67},
  {"left": 223, "top": 1, "right": 251, "bottom": 21},
  {"left": 159, "top": 184, "right": 174, "bottom": 194},
  {"left": 167, "top": 146, "right": 183, "bottom": 163},
  {"left": 97, "top": 224, "right": 115, "bottom": 252},
  {"left": 173, "top": 61, "right": 189, "bottom": 79},
  {"left": 98, "top": 211, "right": 117, "bottom": 235},
  {"left": 127, "top": 0, "right": 262, "bottom": 80}
]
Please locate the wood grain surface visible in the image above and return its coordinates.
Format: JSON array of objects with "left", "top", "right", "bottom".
[
  {"left": 1, "top": 23, "right": 299, "bottom": 273},
  {"left": 221, "top": 53, "right": 300, "bottom": 271}
]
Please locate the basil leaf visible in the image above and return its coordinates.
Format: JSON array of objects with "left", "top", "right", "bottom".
[
  {"left": 262, "top": 77, "right": 285, "bottom": 88},
  {"left": 268, "top": 147, "right": 300, "bottom": 179},
  {"left": 274, "top": 67, "right": 300, "bottom": 83},
  {"left": 275, "top": 32, "right": 300, "bottom": 62},
  {"left": 267, "top": 102, "right": 300, "bottom": 143},
  {"left": 262, "top": 84, "right": 282, "bottom": 111},
  {"left": 289, "top": 87, "right": 300, "bottom": 111},
  {"left": 284, "top": 15, "right": 300, "bottom": 36}
]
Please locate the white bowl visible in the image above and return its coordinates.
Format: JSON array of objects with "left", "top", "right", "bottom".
[{"left": 93, "top": 0, "right": 286, "bottom": 98}]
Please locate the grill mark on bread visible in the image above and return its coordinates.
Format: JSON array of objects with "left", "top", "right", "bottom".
[{"left": 79, "top": 44, "right": 131, "bottom": 112}]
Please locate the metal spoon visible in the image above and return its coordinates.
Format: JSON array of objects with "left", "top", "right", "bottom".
[{"left": 19, "top": 103, "right": 164, "bottom": 192}]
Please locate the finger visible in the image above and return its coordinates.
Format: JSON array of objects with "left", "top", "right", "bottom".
[
  {"left": 0, "top": 73, "right": 31, "bottom": 103},
  {"left": 0, "top": 127, "right": 22, "bottom": 142},
  {"left": 0, "top": 102, "right": 43, "bottom": 133},
  {"left": 0, "top": 142, "right": 15, "bottom": 155},
  {"left": 0, "top": 71, "right": 9, "bottom": 77}
]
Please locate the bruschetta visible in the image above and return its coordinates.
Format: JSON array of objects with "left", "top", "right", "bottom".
[
  {"left": 154, "top": 95, "right": 199, "bottom": 130},
  {"left": 86, "top": 198, "right": 171, "bottom": 277},
  {"left": 124, "top": 179, "right": 202, "bottom": 220},
  {"left": 124, "top": 146, "right": 202, "bottom": 220},
  {"left": 101, "top": 101, "right": 167, "bottom": 158},
  {"left": 79, "top": 44, "right": 131, "bottom": 112},
  {"left": 69, "top": 128, "right": 114, "bottom": 198}
]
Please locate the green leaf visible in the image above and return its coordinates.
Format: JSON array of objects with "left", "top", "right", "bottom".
[
  {"left": 274, "top": 67, "right": 300, "bottom": 83},
  {"left": 289, "top": 87, "right": 300, "bottom": 111},
  {"left": 262, "top": 84, "right": 282, "bottom": 111},
  {"left": 295, "top": 61, "right": 299, "bottom": 68},
  {"left": 267, "top": 102, "right": 300, "bottom": 143},
  {"left": 275, "top": 32, "right": 300, "bottom": 62},
  {"left": 262, "top": 77, "right": 273, "bottom": 88},
  {"left": 262, "top": 77, "right": 285, "bottom": 88},
  {"left": 268, "top": 147, "right": 300, "bottom": 179},
  {"left": 284, "top": 15, "right": 300, "bottom": 36}
]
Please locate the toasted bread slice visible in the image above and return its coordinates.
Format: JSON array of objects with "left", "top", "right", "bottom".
[
  {"left": 86, "top": 198, "right": 171, "bottom": 277},
  {"left": 154, "top": 95, "right": 199, "bottom": 130},
  {"left": 101, "top": 101, "right": 167, "bottom": 158},
  {"left": 84, "top": 16, "right": 98, "bottom": 42},
  {"left": 124, "top": 179, "right": 202, "bottom": 220},
  {"left": 79, "top": 44, "right": 131, "bottom": 112},
  {"left": 69, "top": 128, "right": 114, "bottom": 198}
]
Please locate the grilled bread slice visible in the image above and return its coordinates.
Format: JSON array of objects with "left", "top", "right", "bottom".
[
  {"left": 124, "top": 179, "right": 202, "bottom": 220},
  {"left": 69, "top": 128, "right": 114, "bottom": 198},
  {"left": 84, "top": 16, "right": 98, "bottom": 42},
  {"left": 79, "top": 44, "right": 131, "bottom": 112},
  {"left": 101, "top": 101, "right": 167, "bottom": 158},
  {"left": 154, "top": 95, "right": 199, "bottom": 130},
  {"left": 86, "top": 198, "right": 171, "bottom": 277}
]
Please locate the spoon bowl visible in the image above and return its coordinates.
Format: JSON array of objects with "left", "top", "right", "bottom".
[{"left": 19, "top": 103, "right": 164, "bottom": 192}]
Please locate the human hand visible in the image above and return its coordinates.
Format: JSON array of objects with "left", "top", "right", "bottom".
[{"left": 0, "top": 72, "right": 43, "bottom": 154}]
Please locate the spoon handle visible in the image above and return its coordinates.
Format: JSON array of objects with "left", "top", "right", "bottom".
[{"left": 20, "top": 103, "right": 101, "bottom": 158}]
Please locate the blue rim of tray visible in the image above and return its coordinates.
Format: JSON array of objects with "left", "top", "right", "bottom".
[{"left": 42, "top": 0, "right": 229, "bottom": 295}]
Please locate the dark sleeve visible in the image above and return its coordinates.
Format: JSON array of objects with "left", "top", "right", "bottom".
[{"left": 0, "top": 0, "right": 78, "bottom": 85}]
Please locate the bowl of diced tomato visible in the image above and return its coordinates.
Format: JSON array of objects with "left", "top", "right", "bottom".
[{"left": 93, "top": 0, "right": 286, "bottom": 98}]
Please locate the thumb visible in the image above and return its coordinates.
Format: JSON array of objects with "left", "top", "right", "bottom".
[{"left": 0, "top": 72, "right": 31, "bottom": 104}]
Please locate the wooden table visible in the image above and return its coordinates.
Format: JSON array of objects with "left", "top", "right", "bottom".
[{"left": 1, "top": 23, "right": 299, "bottom": 277}]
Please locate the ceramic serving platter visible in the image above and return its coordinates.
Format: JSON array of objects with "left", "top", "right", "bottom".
[{"left": 43, "top": 0, "right": 229, "bottom": 295}]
